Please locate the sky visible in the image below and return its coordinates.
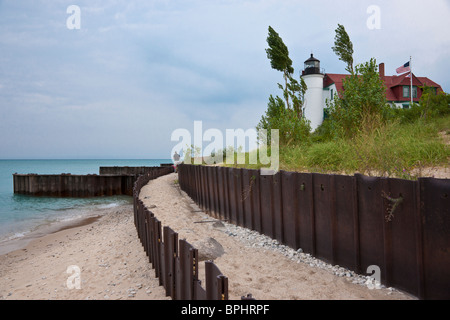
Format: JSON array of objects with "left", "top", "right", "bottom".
[{"left": 0, "top": 0, "right": 449, "bottom": 159}]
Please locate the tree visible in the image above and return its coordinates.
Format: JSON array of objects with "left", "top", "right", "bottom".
[
  {"left": 332, "top": 24, "right": 354, "bottom": 74},
  {"left": 265, "top": 26, "right": 295, "bottom": 109},
  {"left": 257, "top": 95, "right": 310, "bottom": 146},
  {"left": 328, "top": 24, "right": 387, "bottom": 137},
  {"left": 259, "top": 26, "right": 310, "bottom": 146},
  {"left": 419, "top": 85, "right": 450, "bottom": 119},
  {"left": 288, "top": 75, "right": 308, "bottom": 120},
  {"left": 328, "top": 58, "right": 387, "bottom": 137},
  {"left": 264, "top": 26, "right": 308, "bottom": 119}
]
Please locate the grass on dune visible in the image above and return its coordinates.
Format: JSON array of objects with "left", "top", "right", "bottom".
[{"left": 220, "top": 114, "right": 449, "bottom": 180}]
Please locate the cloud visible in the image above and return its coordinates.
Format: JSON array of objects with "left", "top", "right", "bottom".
[{"left": 0, "top": 0, "right": 449, "bottom": 159}]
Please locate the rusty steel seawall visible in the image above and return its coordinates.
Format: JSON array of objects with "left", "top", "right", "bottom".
[
  {"left": 13, "top": 167, "right": 174, "bottom": 198},
  {"left": 99, "top": 166, "right": 167, "bottom": 176},
  {"left": 177, "top": 164, "right": 450, "bottom": 300},
  {"left": 132, "top": 170, "right": 229, "bottom": 300}
]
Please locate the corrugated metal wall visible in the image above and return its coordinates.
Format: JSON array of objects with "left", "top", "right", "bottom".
[
  {"left": 178, "top": 164, "right": 450, "bottom": 300},
  {"left": 13, "top": 167, "right": 171, "bottom": 197},
  {"left": 133, "top": 170, "right": 229, "bottom": 300}
]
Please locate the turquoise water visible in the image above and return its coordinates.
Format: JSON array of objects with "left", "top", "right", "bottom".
[{"left": 0, "top": 159, "right": 170, "bottom": 248}]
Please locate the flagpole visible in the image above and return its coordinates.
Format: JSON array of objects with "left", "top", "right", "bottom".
[{"left": 410, "top": 56, "right": 413, "bottom": 105}]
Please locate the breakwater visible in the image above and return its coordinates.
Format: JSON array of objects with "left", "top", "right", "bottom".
[
  {"left": 13, "top": 166, "right": 173, "bottom": 197},
  {"left": 99, "top": 166, "right": 172, "bottom": 175}
]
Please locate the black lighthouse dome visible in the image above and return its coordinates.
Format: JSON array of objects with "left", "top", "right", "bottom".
[{"left": 303, "top": 54, "right": 322, "bottom": 75}]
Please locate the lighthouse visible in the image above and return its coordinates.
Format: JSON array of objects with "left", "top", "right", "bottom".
[{"left": 301, "top": 54, "right": 325, "bottom": 131}]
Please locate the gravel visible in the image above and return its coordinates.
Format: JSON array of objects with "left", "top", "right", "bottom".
[{"left": 222, "top": 223, "right": 395, "bottom": 292}]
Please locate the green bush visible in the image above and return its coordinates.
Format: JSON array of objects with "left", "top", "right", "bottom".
[
  {"left": 257, "top": 95, "right": 311, "bottom": 146},
  {"left": 385, "top": 86, "right": 450, "bottom": 124},
  {"left": 327, "top": 58, "right": 387, "bottom": 138}
]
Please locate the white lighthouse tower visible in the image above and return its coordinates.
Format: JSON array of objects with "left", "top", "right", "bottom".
[{"left": 301, "top": 54, "right": 324, "bottom": 131}]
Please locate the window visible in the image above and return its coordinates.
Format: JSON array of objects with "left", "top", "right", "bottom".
[
  {"left": 403, "top": 86, "right": 409, "bottom": 98},
  {"left": 403, "top": 86, "right": 418, "bottom": 98},
  {"left": 330, "top": 89, "right": 334, "bottom": 100}
]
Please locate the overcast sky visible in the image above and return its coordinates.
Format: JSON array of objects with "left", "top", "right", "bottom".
[{"left": 1, "top": 0, "right": 449, "bottom": 159}]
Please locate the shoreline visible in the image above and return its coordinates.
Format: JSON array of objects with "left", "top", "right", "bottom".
[
  {"left": 0, "top": 204, "right": 169, "bottom": 300},
  {"left": 0, "top": 208, "right": 108, "bottom": 256},
  {"left": 0, "top": 215, "right": 102, "bottom": 257}
]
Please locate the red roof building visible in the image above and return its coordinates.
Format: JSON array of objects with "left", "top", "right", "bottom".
[
  {"left": 323, "top": 63, "right": 443, "bottom": 108},
  {"left": 301, "top": 54, "right": 444, "bottom": 130}
]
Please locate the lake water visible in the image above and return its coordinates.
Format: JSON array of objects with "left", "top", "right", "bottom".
[{"left": 0, "top": 159, "right": 170, "bottom": 253}]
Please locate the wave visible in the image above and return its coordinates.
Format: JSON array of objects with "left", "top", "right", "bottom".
[{"left": 0, "top": 196, "right": 132, "bottom": 255}]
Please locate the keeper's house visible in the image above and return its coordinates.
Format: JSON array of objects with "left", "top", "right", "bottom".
[{"left": 301, "top": 54, "right": 443, "bottom": 131}]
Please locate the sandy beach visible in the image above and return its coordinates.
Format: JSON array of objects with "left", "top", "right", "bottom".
[
  {"left": 0, "top": 204, "right": 169, "bottom": 300},
  {"left": 0, "top": 172, "right": 416, "bottom": 300}
]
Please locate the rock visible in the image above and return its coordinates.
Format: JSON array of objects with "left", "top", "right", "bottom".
[
  {"left": 212, "top": 221, "right": 226, "bottom": 229},
  {"left": 192, "top": 237, "right": 225, "bottom": 261}
]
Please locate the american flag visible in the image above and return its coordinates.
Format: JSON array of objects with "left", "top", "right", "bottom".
[{"left": 396, "top": 61, "right": 411, "bottom": 74}]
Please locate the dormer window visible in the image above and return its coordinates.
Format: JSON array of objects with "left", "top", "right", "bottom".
[{"left": 403, "top": 86, "right": 417, "bottom": 98}]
